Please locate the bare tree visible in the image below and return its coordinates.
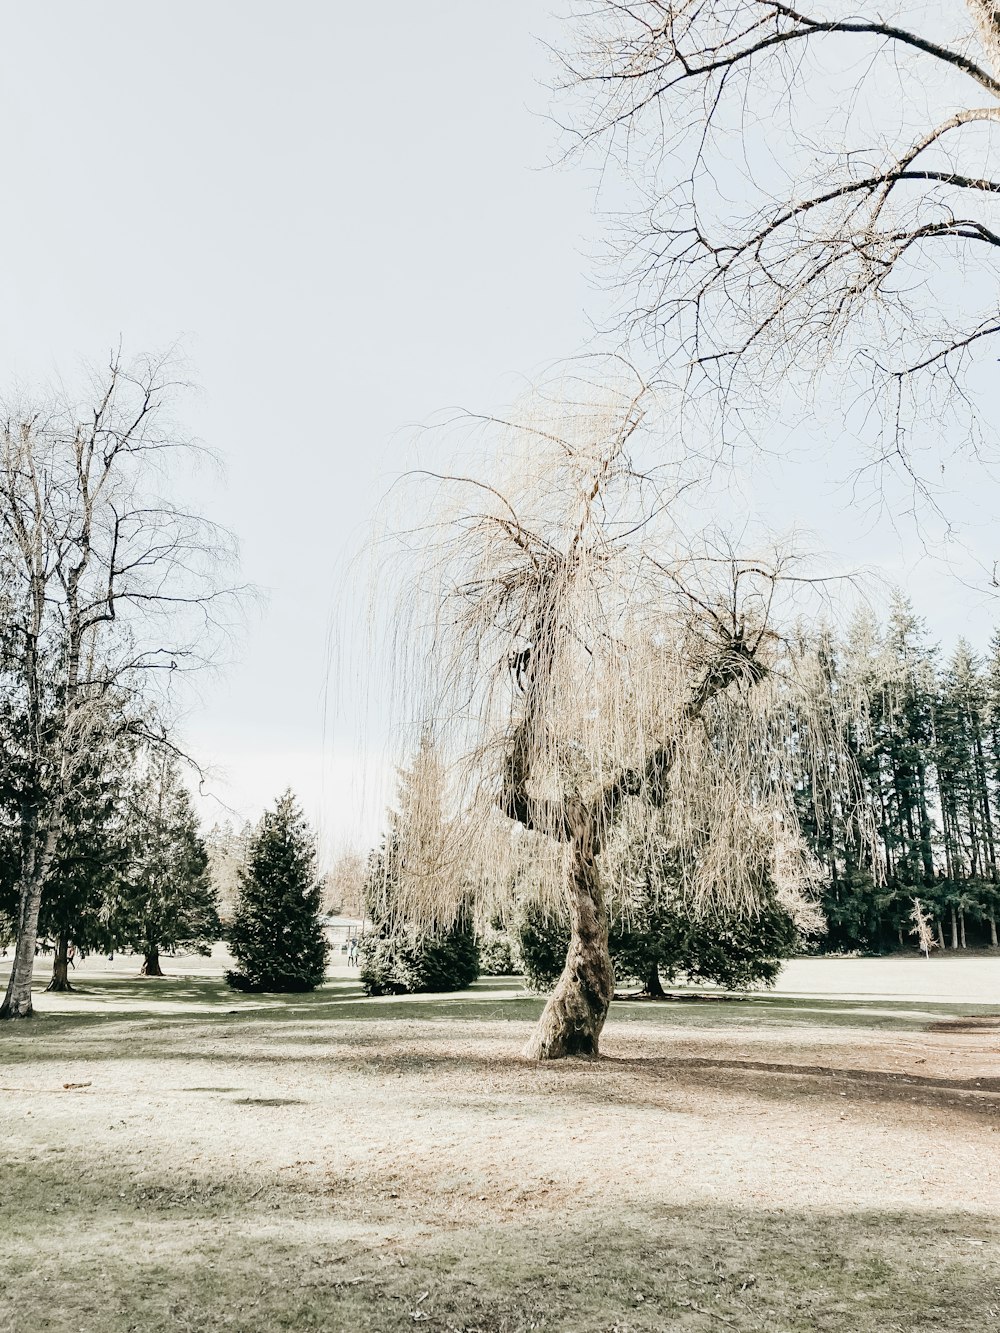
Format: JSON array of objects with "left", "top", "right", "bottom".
[
  {"left": 381, "top": 370, "right": 860, "bottom": 1058},
  {"left": 324, "top": 850, "right": 367, "bottom": 918},
  {"left": 0, "top": 351, "right": 239, "bottom": 1019},
  {"left": 559, "top": 2, "right": 1000, "bottom": 515}
]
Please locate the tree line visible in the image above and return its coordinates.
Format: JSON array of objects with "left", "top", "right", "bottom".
[{"left": 794, "top": 595, "right": 1000, "bottom": 954}]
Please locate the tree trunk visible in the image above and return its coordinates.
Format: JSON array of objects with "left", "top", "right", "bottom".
[
  {"left": 46, "top": 933, "right": 73, "bottom": 993},
  {"left": 0, "top": 824, "right": 59, "bottom": 1020},
  {"left": 645, "top": 963, "right": 665, "bottom": 999},
  {"left": 523, "top": 843, "right": 614, "bottom": 1060},
  {"left": 990, "top": 912, "right": 998, "bottom": 948},
  {"left": 936, "top": 919, "right": 946, "bottom": 951},
  {"left": 959, "top": 906, "right": 967, "bottom": 949},
  {"left": 0, "top": 876, "right": 43, "bottom": 1019},
  {"left": 950, "top": 905, "right": 959, "bottom": 950},
  {"left": 140, "top": 948, "right": 164, "bottom": 977}
]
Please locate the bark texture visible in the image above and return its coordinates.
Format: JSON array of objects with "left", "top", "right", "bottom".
[
  {"left": 1, "top": 884, "right": 42, "bottom": 1018},
  {"left": 523, "top": 844, "right": 614, "bottom": 1059}
]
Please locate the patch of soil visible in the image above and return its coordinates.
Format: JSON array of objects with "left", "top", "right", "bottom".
[{"left": 929, "top": 1016, "right": 1000, "bottom": 1034}]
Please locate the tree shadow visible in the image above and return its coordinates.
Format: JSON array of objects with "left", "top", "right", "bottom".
[{"left": 2, "top": 1153, "right": 997, "bottom": 1333}]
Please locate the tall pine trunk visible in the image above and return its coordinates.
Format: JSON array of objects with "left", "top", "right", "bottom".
[
  {"left": 950, "top": 905, "right": 959, "bottom": 950},
  {"left": 46, "top": 932, "right": 73, "bottom": 993},
  {"left": 523, "top": 840, "right": 614, "bottom": 1059}
]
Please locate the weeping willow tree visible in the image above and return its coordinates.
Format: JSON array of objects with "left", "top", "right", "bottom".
[{"left": 377, "top": 369, "right": 865, "bottom": 1059}]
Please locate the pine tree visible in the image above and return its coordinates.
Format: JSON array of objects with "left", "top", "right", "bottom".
[
  {"left": 111, "top": 753, "right": 220, "bottom": 976},
  {"left": 37, "top": 729, "right": 134, "bottom": 989},
  {"left": 935, "top": 642, "right": 997, "bottom": 947},
  {"left": 226, "top": 791, "right": 328, "bottom": 993}
]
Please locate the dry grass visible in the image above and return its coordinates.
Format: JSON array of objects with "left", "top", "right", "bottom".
[{"left": 2, "top": 957, "right": 999, "bottom": 1332}]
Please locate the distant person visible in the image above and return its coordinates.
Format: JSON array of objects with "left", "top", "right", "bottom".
[{"left": 67, "top": 945, "right": 76, "bottom": 969}]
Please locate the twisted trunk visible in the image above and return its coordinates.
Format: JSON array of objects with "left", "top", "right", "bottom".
[
  {"left": 523, "top": 838, "right": 613, "bottom": 1059},
  {"left": 505, "top": 628, "right": 763, "bottom": 1059}
]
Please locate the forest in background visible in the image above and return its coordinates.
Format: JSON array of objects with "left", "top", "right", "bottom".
[{"left": 794, "top": 595, "right": 1000, "bottom": 952}]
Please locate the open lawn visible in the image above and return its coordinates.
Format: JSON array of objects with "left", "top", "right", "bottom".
[{"left": 1, "top": 956, "right": 999, "bottom": 1332}]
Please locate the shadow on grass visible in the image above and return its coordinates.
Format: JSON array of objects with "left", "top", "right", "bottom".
[
  {"left": 2, "top": 1160, "right": 997, "bottom": 1333},
  {"left": 4, "top": 1018, "right": 999, "bottom": 1126},
  {"left": 5, "top": 972, "right": 997, "bottom": 1037},
  {"left": 0, "top": 975, "right": 547, "bottom": 1043}
]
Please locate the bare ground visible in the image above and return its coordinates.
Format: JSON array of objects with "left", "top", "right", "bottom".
[{"left": 1, "top": 957, "right": 999, "bottom": 1332}]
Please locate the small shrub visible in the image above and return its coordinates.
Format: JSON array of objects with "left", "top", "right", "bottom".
[{"left": 359, "top": 916, "right": 479, "bottom": 996}]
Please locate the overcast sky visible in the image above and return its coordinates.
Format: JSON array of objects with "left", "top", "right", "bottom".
[{"left": 1, "top": 3, "right": 996, "bottom": 861}]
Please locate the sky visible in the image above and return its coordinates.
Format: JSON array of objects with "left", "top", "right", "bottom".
[{"left": 1, "top": 3, "right": 997, "bottom": 862}]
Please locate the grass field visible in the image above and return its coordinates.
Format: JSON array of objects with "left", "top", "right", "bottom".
[{"left": 1, "top": 955, "right": 999, "bottom": 1332}]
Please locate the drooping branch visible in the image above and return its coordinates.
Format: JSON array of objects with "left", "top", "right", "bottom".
[
  {"left": 586, "top": 630, "right": 769, "bottom": 852},
  {"left": 500, "top": 611, "right": 771, "bottom": 856}
]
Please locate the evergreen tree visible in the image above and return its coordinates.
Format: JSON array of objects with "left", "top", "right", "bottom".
[
  {"left": 789, "top": 598, "right": 1000, "bottom": 953},
  {"left": 0, "top": 691, "right": 136, "bottom": 987},
  {"left": 883, "top": 596, "right": 938, "bottom": 890},
  {"left": 36, "top": 732, "right": 133, "bottom": 989},
  {"left": 360, "top": 833, "right": 481, "bottom": 997},
  {"left": 518, "top": 839, "right": 801, "bottom": 994},
  {"left": 226, "top": 791, "right": 328, "bottom": 993},
  {"left": 110, "top": 753, "right": 220, "bottom": 976}
]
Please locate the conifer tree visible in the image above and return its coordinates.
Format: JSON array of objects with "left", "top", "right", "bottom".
[
  {"left": 226, "top": 791, "right": 328, "bottom": 993},
  {"left": 111, "top": 753, "right": 220, "bottom": 976},
  {"left": 37, "top": 733, "right": 133, "bottom": 989}
]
